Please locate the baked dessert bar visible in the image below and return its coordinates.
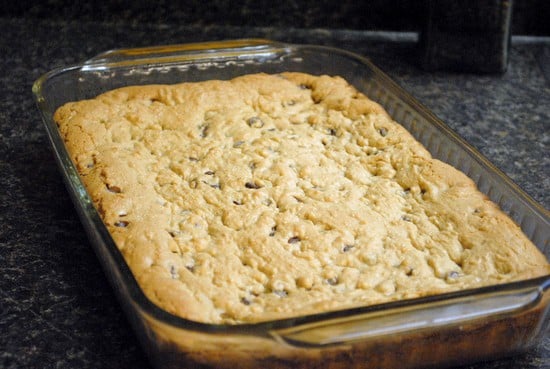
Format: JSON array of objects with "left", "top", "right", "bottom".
[{"left": 54, "top": 72, "right": 550, "bottom": 324}]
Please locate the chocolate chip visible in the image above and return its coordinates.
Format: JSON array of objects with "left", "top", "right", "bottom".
[
  {"left": 288, "top": 236, "right": 301, "bottom": 244},
  {"left": 106, "top": 184, "right": 122, "bottom": 193},
  {"left": 328, "top": 128, "right": 337, "bottom": 136},
  {"left": 240, "top": 297, "right": 252, "bottom": 305},
  {"left": 245, "top": 181, "right": 262, "bottom": 189},
  {"left": 199, "top": 123, "right": 209, "bottom": 137},
  {"left": 342, "top": 244, "right": 354, "bottom": 252},
  {"left": 186, "top": 265, "right": 195, "bottom": 273},
  {"left": 170, "top": 266, "right": 178, "bottom": 279},
  {"left": 269, "top": 226, "right": 277, "bottom": 237},
  {"left": 247, "top": 117, "right": 264, "bottom": 128}
]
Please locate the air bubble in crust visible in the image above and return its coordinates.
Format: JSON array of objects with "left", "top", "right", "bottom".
[{"left": 273, "top": 290, "right": 288, "bottom": 298}]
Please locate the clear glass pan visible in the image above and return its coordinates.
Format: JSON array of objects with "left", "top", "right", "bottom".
[{"left": 33, "top": 39, "right": 550, "bottom": 369}]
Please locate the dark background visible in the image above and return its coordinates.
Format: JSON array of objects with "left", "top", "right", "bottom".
[{"left": 1, "top": 0, "right": 549, "bottom": 36}]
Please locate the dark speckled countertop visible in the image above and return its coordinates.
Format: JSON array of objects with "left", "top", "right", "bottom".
[{"left": 0, "top": 17, "right": 549, "bottom": 369}]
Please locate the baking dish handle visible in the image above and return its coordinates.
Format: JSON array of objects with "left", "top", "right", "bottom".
[
  {"left": 83, "top": 39, "right": 287, "bottom": 67},
  {"left": 270, "top": 285, "right": 545, "bottom": 347}
]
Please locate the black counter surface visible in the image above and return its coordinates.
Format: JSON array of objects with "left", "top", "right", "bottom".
[{"left": 0, "top": 17, "right": 548, "bottom": 369}]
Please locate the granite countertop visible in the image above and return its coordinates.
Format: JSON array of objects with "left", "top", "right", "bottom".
[{"left": 0, "top": 17, "right": 548, "bottom": 369}]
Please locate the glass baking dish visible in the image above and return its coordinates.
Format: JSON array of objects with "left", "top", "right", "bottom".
[{"left": 33, "top": 39, "right": 550, "bottom": 369}]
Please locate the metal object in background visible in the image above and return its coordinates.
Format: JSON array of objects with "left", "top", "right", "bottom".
[{"left": 420, "top": 0, "right": 514, "bottom": 73}]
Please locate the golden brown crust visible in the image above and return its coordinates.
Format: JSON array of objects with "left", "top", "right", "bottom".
[{"left": 54, "top": 72, "right": 550, "bottom": 324}]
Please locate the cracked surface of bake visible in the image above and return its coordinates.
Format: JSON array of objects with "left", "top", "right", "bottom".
[{"left": 54, "top": 72, "right": 550, "bottom": 324}]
